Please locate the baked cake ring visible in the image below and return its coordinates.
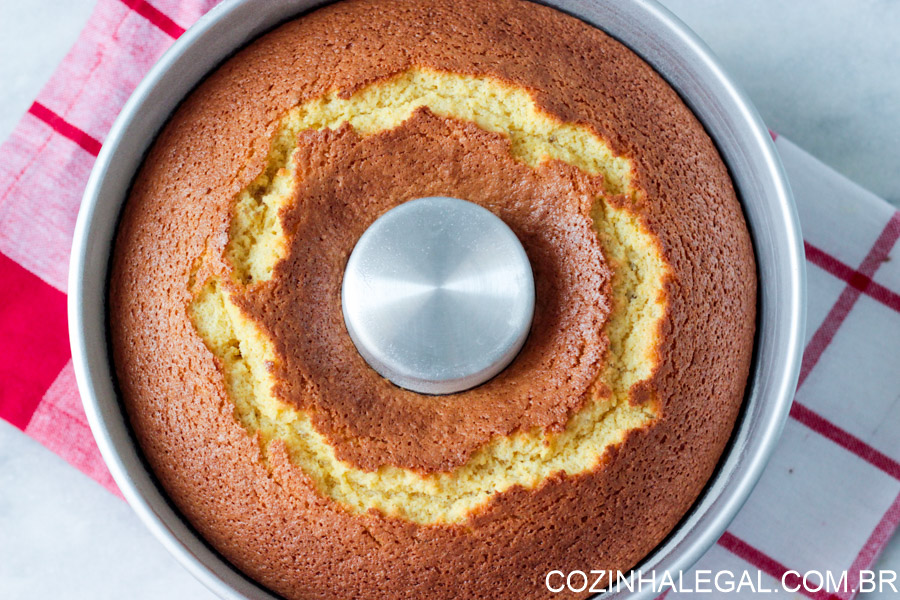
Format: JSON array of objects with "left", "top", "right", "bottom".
[{"left": 109, "top": 1, "right": 756, "bottom": 598}]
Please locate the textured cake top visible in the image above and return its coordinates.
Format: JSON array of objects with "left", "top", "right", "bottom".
[{"left": 109, "top": 1, "right": 756, "bottom": 598}]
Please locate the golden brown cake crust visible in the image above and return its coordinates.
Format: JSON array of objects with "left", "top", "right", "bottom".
[
  {"left": 108, "top": 0, "right": 756, "bottom": 598},
  {"left": 238, "top": 110, "right": 613, "bottom": 473}
]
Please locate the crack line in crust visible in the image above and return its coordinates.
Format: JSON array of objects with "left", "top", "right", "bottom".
[
  {"left": 225, "top": 67, "right": 636, "bottom": 286},
  {"left": 189, "top": 68, "right": 668, "bottom": 525}
]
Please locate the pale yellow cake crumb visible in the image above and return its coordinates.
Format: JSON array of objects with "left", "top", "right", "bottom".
[{"left": 190, "top": 69, "right": 668, "bottom": 525}]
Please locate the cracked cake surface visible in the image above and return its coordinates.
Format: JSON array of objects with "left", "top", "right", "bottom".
[{"left": 109, "top": 0, "right": 756, "bottom": 598}]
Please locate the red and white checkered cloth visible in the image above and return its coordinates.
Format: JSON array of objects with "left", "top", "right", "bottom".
[{"left": 1, "top": 1, "right": 898, "bottom": 598}]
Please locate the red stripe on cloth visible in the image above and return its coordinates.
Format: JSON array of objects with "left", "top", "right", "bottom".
[
  {"left": 27, "top": 102, "right": 102, "bottom": 157},
  {"left": 805, "top": 242, "right": 900, "bottom": 313},
  {"left": 838, "top": 490, "right": 900, "bottom": 600},
  {"left": 717, "top": 532, "right": 834, "bottom": 600},
  {"left": 790, "top": 402, "right": 900, "bottom": 481},
  {"left": 768, "top": 128, "right": 778, "bottom": 141},
  {"left": 118, "top": 0, "right": 186, "bottom": 38},
  {"left": 798, "top": 212, "right": 900, "bottom": 388},
  {"left": 0, "top": 253, "right": 70, "bottom": 430},
  {"left": 798, "top": 283, "right": 863, "bottom": 389},
  {"left": 24, "top": 362, "right": 122, "bottom": 498}
]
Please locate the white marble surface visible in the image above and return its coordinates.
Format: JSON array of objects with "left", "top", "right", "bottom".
[
  {"left": 663, "top": 0, "right": 900, "bottom": 207},
  {"left": 0, "top": 1, "right": 898, "bottom": 599}
]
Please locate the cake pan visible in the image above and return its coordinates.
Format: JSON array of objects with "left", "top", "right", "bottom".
[{"left": 68, "top": 0, "right": 805, "bottom": 597}]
